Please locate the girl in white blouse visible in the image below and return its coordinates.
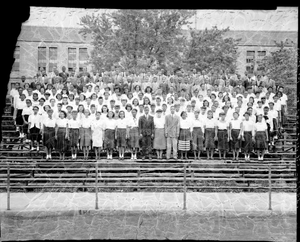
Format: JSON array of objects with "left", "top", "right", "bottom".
[
  {"left": 22, "top": 99, "right": 33, "bottom": 142},
  {"left": 68, "top": 110, "right": 80, "bottom": 160},
  {"left": 241, "top": 112, "right": 255, "bottom": 161},
  {"left": 254, "top": 114, "right": 269, "bottom": 161},
  {"left": 55, "top": 110, "right": 69, "bottom": 160},
  {"left": 42, "top": 109, "right": 56, "bottom": 160},
  {"left": 216, "top": 112, "right": 230, "bottom": 160},
  {"left": 128, "top": 108, "right": 139, "bottom": 160},
  {"left": 229, "top": 112, "right": 243, "bottom": 161},
  {"left": 116, "top": 111, "right": 129, "bottom": 160},
  {"left": 103, "top": 111, "right": 117, "bottom": 160},
  {"left": 80, "top": 109, "right": 92, "bottom": 160},
  {"left": 28, "top": 106, "right": 42, "bottom": 151}
]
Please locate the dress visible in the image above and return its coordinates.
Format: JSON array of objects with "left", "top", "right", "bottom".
[
  {"left": 80, "top": 116, "right": 92, "bottom": 147},
  {"left": 91, "top": 119, "right": 104, "bottom": 148},
  {"left": 153, "top": 116, "right": 166, "bottom": 150},
  {"left": 56, "top": 118, "right": 68, "bottom": 152}
]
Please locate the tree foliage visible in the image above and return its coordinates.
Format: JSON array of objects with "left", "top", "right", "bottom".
[
  {"left": 79, "top": 10, "right": 241, "bottom": 73},
  {"left": 184, "top": 27, "right": 241, "bottom": 73},
  {"left": 258, "top": 40, "right": 298, "bottom": 85}
]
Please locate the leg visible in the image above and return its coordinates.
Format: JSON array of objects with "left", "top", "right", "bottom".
[
  {"left": 173, "top": 138, "right": 178, "bottom": 159},
  {"left": 166, "top": 137, "right": 171, "bottom": 159}
]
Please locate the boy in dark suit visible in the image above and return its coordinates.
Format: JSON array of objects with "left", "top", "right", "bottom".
[{"left": 138, "top": 106, "right": 154, "bottom": 160}]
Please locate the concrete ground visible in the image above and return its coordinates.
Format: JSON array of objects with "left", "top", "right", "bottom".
[{"left": 0, "top": 192, "right": 296, "bottom": 241}]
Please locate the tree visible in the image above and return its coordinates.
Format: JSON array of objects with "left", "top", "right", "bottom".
[
  {"left": 79, "top": 10, "right": 195, "bottom": 72},
  {"left": 257, "top": 40, "right": 298, "bottom": 85},
  {"left": 184, "top": 26, "right": 241, "bottom": 73}
]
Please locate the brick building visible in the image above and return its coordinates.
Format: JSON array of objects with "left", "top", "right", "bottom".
[{"left": 9, "top": 7, "right": 298, "bottom": 86}]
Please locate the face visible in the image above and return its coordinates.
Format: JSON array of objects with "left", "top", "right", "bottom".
[
  {"left": 170, "top": 106, "right": 175, "bottom": 114},
  {"left": 144, "top": 107, "right": 149, "bottom": 114}
]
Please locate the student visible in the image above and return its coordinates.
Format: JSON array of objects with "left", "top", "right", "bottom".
[
  {"left": 229, "top": 112, "right": 243, "bottom": 161},
  {"left": 216, "top": 112, "right": 230, "bottom": 160},
  {"left": 13, "top": 93, "right": 27, "bottom": 138},
  {"left": 80, "top": 109, "right": 92, "bottom": 160},
  {"left": 22, "top": 99, "right": 33, "bottom": 142},
  {"left": 104, "top": 111, "right": 117, "bottom": 160},
  {"left": 68, "top": 110, "right": 80, "bottom": 160},
  {"left": 153, "top": 109, "right": 166, "bottom": 159},
  {"left": 42, "top": 109, "right": 56, "bottom": 160},
  {"left": 203, "top": 110, "right": 217, "bottom": 160},
  {"left": 116, "top": 111, "right": 129, "bottom": 160},
  {"left": 191, "top": 110, "right": 204, "bottom": 160},
  {"left": 178, "top": 111, "right": 192, "bottom": 160},
  {"left": 28, "top": 106, "right": 42, "bottom": 151},
  {"left": 91, "top": 111, "right": 105, "bottom": 160},
  {"left": 254, "top": 114, "right": 269, "bottom": 161},
  {"left": 241, "top": 112, "right": 255, "bottom": 161},
  {"left": 138, "top": 106, "right": 154, "bottom": 160},
  {"left": 55, "top": 110, "right": 69, "bottom": 160},
  {"left": 128, "top": 108, "right": 139, "bottom": 160}
]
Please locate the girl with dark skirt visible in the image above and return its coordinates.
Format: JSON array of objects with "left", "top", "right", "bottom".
[
  {"left": 191, "top": 110, "right": 204, "bottom": 160},
  {"left": 42, "top": 109, "right": 56, "bottom": 160},
  {"left": 216, "top": 112, "right": 230, "bottom": 160},
  {"left": 22, "top": 99, "right": 33, "bottom": 143},
  {"left": 153, "top": 109, "right": 167, "bottom": 159},
  {"left": 178, "top": 111, "right": 193, "bottom": 160},
  {"left": 116, "top": 111, "right": 129, "bottom": 160},
  {"left": 128, "top": 108, "right": 139, "bottom": 160},
  {"left": 229, "top": 112, "right": 242, "bottom": 161},
  {"left": 203, "top": 110, "right": 217, "bottom": 160},
  {"left": 68, "top": 110, "right": 80, "bottom": 160},
  {"left": 13, "top": 93, "right": 26, "bottom": 138},
  {"left": 104, "top": 111, "right": 117, "bottom": 160},
  {"left": 55, "top": 111, "right": 69, "bottom": 160},
  {"left": 254, "top": 114, "right": 269, "bottom": 161},
  {"left": 241, "top": 112, "right": 255, "bottom": 162},
  {"left": 80, "top": 109, "right": 92, "bottom": 160},
  {"left": 28, "top": 106, "right": 42, "bottom": 151}
]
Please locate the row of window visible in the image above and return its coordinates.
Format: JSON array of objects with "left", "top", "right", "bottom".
[
  {"left": 246, "top": 50, "right": 266, "bottom": 73},
  {"left": 12, "top": 47, "right": 89, "bottom": 73}
]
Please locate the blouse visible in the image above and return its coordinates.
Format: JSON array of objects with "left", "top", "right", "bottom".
[
  {"left": 28, "top": 114, "right": 41, "bottom": 129},
  {"left": 154, "top": 116, "right": 165, "bottom": 129},
  {"left": 242, "top": 120, "right": 254, "bottom": 132},
  {"left": 217, "top": 120, "right": 229, "bottom": 130},
  {"left": 179, "top": 118, "right": 193, "bottom": 131},
  {"left": 191, "top": 117, "right": 204, "bottom": 129},
  {"left": 80, "top": 116, "right": 92, "bottom": 128},
  {"left": 56, "top": 118, "right": 68, "bottom": 128},
  {"left": 203, "top": 118, "right": 217, "bottom": 129},
  {"left": 22, "top": 106, "right": 33, "bottom": 116},
  {"left": 129, "top": 116, "right": 139, "bottom": 128},
  {"left": 42, "top": 117, "right": 56, "bottom": 128},
  {"left": 68, "top": 119, "right": 80, "bottom": 129},
  {"left": 230, "top": 119, "right": 242, "bottom": 130},
  {"left": 116, "top": 118, "right": 128, "bottom": 129},
  {"left": 255, "top": 122, "right": 267, "bottom": 132},
  {"left": 104, "top": 118, "right": 117, "bottom": 130},
  {"left": 91, "top": 119, "right": 105, "bottom": 131}
]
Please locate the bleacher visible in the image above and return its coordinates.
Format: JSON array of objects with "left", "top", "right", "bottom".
[{"left": 0, "top": 97, "right": 297, "bottom": 192}]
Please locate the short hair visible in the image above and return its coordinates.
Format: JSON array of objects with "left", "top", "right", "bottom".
[
  {"left": 233, "top": 112, "right": 239, "bottom": 116},
  {"left": 60, "top": 110, "right": 67, "bottom": 118},
  {"left": 180, "top": 111, "right": 187, "bottom": 117},
  {"left": 33, "top": 106, "right": 39, "bottom": 110},
  {"left": 107, "top": 110, "right": 115, "bottom": 118},
  {"left": 118, "top": 110, "right": 125, "bottom": 118}
]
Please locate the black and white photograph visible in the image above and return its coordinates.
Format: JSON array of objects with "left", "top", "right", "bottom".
[{"left": 0, "top": 5, "right": 298, "bottom": 241}]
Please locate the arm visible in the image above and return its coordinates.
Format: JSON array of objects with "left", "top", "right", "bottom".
[
  {"left": 138, "top": 117, "right": 143, "bottom": 136},
  {"left": 66, "top": 123, "right": 69, "bottom": 139},
  {"left": 55, "top": 124, "right": 58, "bottom": 139},
  {"left": 164, "top": 116, "right": 168, "bottom": 137},
  {"left": 229, "top": 122, "right": 232, "bottom": 140}
]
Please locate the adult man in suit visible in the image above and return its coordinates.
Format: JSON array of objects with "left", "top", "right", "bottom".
[
  {"left": 164, "top": 105, "right": 180, "bottom": 160},
  {"left": 138, "top": 106, "right": 155, "bottom": 160}
]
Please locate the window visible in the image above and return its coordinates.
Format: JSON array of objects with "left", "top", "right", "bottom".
[
  {"left": 68, "top": 48, "right": 77, "bottom": 72},
  {"left": 49, "top": 47, "right": 58, "bottom": 72},
  {"left": 257, "top": 51, "right": 266, "bottom": 57},
  {"left": 246, "top": 51, "right": 255, "bottom": 63},
  {"left": 12, "top": 46, "right": 20, "bottom": 72},
  {"left": 38, "top": 47, "right": 47, "bottom": 72},
  {"left": 79, "top": 48, "right": 88, "bottom": 71}
]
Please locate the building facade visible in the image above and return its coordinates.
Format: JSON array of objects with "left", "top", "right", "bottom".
[{"left": 9, "top": 7, "right": 298, "bottom": 86}]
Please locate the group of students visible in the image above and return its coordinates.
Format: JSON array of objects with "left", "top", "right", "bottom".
[{"left": 9, "top": 67, "right": 288, "bottom": 161}]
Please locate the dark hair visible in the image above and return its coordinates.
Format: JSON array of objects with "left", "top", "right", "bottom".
[
  {"left": 101, "top": 105, "right": 109, "bottom": 113},
  {"left": 118, "top": 110, "right": 125, "bottom": 118},
  {"left": 180, "top": 111, "right": 187, "bottom": 117},
  {"left": 60, "top": 110, "right": 67, "bottom": 118},
  {"left": 107, "top": 110, "right": 115, "bottom": 118}
]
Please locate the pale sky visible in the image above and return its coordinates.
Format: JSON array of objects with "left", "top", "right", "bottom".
[{"left": 23, "top": 7, "right": 298, "bottom": 31}]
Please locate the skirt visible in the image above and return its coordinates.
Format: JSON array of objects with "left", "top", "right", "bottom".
[
  {"left": 231, "top": 129, "right": 241, "bottom": 149},
  {"left": 56, "top": 127, "right": 67, "bottom": 152},
  {"left": 153, "top": 128, "right": 166, "bottom": 150},
  {"left": 192, "top": 127, "right": 204, "bottom": 151},
  {"left": 69, "top": 128, "right": 79, "bottom": 147},
  {"left": 30, "top": 126, "right": 40, "bottom": 142},
  {"left": 255, "top": 131, "right": 267, "bottom": 150},
  {"left": 80, "top": 127, "right": 91, "bottom": 147},
  {"left": 242, "top": 131, "right": 253, "bottom": 153},
  {"left": 43, "top": 126, "right": 55, "bottom": 149},
  {"left": 117, "top": 128, "right": 127, "bottom": 147},
  {"left": 105, "top": 129, "right": 115, "bottom": 149},
  {"left": 129, "top": 127, "right": 139, "bottom": 148},
  {"left": 205, "top": 128, "right": 215, "bottom": 149},
  {"left": 218, "top": 129, "right": 229, "bottom": 151},
  {"left": 178, "top": 129, "right": 191, "bottom": 151},
  {"left": 16, "top": 109, "right": 23, "bottom": 126},
  {"left": 23, "top": 115, "right": 29, "bottom": 134}
]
